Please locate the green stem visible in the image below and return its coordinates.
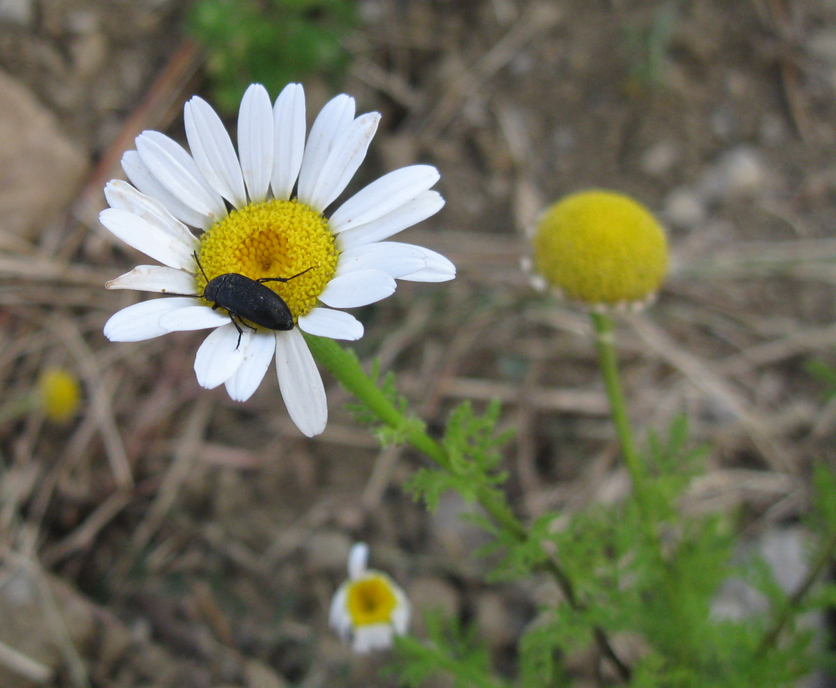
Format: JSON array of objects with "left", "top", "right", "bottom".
[
  {"left": 756, "top": 530, "right": 836, "bottom": 655},
  {"left": 590, "top": 312, "right": 694, "bottom": 664},
  {"left": 305, "top": 334, "right": 522, "bottom": 538},
  {"left": 305, "top": 333, "right": 631, "bottom": 682},
  {"left": 589, "top": 311, "right": 649, "bottom": 512}
]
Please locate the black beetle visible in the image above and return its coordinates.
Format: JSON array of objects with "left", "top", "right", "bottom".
[{"left": 193, "top": 252, "right": 311, "bottom": 348}]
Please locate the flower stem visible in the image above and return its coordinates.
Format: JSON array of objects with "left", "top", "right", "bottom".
[
  {"left": 589, "top": 311, "right": 648, "bottom": 510},
  {"left": 756, "top": 530, "right": 836, "bottom": 655},
  {"left": 304, "top": 334, "right": 521, "bottom": 537},
  {"left": 305, "top": 333, "right": 631, "bottom": 682}
]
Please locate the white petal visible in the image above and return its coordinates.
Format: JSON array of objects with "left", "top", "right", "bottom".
[
  {"left": 317, "top": 270, "right": 396, "bottom": 308},
  {"left": 301, "top": 112, "right": 380, "bottom": 211},
  {"left": 335, "top": 191, "right": 445, "bottom": 251},
  {"left": 298, "top": 307, "right": 364, "bottom": 340},
  {"left": 106, "top": 265, "right": 197, "bottom": 295},
  {"left": 136, "top": 131, "right": 228, "bottom": 226},
  {"left": 194, "top": 323, "right": 246, "bottom": 389},
  {"left": 348, "top": 542, "right": 369, "bottom": 579},
  {"left": 104, "top": 180, "right": 199, "bottom": 250},
  {"left": 184, "top": 95, "right": 248, "bottom": 208},
  {"left": 353, "top": 625, "right": 395, "bottom": 653},
  {"left": 275, "top": 329, "right": 326, "bottom": 437},
  {"left": 271, "top": 83, "right": 306, "bottom": 201},
  {"left": 336, "top": 242, "right": 426, "bottom": 279},
  {"left": 329, "top": 165, "right": 440, "bottom": 233},
  {"left": 103, "top": 297, "right": 197, "bottom": 342},
  {"left": 122, "top": 151, "right": 210, "bottom": 230},
  {"left": 99, "top": 208, "right": 196, "bottom": 271},
  {"left": 329, "top": 584, "right": 350, "bottom": 637},
  {"left": 399, "top": 246, "right": 457, "bottom": 282},
  {"left": 158, "top": 304, "right": 230, "bottom": 332},
  {"left": 391, "top": 588, "right": 411, "bottom": 634},
  {"left": 238, "top": 84, "right": 274, "bottom": 204},
  {"left": 296, "top": 94, "right": 355, "bottom": 205},
  {"left": 224, "top": 330, "right": 276, "bottom": 401}
]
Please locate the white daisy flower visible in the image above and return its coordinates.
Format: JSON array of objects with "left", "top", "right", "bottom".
[
  {"left": 329, "top": 542, "right": 410, "bottom": 653},
  {"left": 101, "top": 83, "right": 454, "bottom": 437}
]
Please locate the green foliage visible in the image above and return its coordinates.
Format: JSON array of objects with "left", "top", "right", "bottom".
[
  {"left": 324, "top": 319, "right": 836, "bottom": 687},
  {"left": 623, "top": 0, "right": 681, "bottom": 91},
  {"left": 810, "top": 461, "right": 836, "bottom": 533},
  {"left": 346, "top": 358, "right": 425, "bottom": 446},
  {"left": 405, "top": 400, "right": 513, "bottom": 512},
  {"left": 188, "top": 0, "right": 355, "bottom": 113},
  {"left": 805, "top": 358, "right": 836, "bottom": 400},
  {"left": 391, "top": 611, "right": 509, "bottom": 688},
  {"left": 392, "top": 412, "right": 835, "bottom": 687}
]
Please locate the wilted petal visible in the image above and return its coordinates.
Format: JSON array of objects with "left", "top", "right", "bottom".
[{"left": 106, "top": 265, "right": 197, "bottom": 295}]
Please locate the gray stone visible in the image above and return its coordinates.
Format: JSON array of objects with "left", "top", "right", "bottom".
[
  {"left": 0, "top": 70, "right": 89, "bottom": 244},
  {"left": 303, "top": 531, "right": 353, "bottom": 573},
  {"left": 0, "top": 0, "right": 34, "bottom": 26},
  {"left": 662, "top": 187, "right": 708, "bottom": 229},
  {"left": 406, "top": 576, "right": 460, "bottom": 637},
  {"left": 640, "top": 140, "right": 679, "bottom": 179}
]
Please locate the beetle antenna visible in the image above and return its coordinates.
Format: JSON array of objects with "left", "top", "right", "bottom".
[
  {"left": 193, "top": 251, "right": 210, "bottom": 282},
  {"left": 257, "top": 266, "right": 314, "bottom": 284}
]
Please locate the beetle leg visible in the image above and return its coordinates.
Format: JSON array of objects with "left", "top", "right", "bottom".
[{"left": 227, "top": 315, "right": 245, "bottom": 350}]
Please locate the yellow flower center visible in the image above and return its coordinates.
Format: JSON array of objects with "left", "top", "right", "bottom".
[
  {"left": 196, "top": 198, "right": 338, "bottom": 322},
  {"left": 346, "top": 574, "right": 398, "bottom": 627},
  {"left": 37, "top": 368, "right": 81, "bottom": 423},
  {"left": 533, "top": 190, "right": 669, "bottom": 306}
]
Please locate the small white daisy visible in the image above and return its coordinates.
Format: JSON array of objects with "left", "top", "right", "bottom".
[
  {"left": 101, "top": 83, "right": 454, "bottom": 437},
  {"left": 329, "top": 542, "right": 410, "bottom": 653}
]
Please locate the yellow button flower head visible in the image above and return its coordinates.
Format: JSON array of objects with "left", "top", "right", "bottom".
[
  {"left": 329, "top": 542, "right": 410, "bottom": 653},
  {"left": 532, "top": 190, "right": 669, "bottom": 307},
  {"left": 37, "top": 368, "right": 81, "bottom": 423}
]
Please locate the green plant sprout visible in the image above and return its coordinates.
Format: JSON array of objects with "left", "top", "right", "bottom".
[{"left": 188, "top": 0, "right": 355, "bottom": 114}]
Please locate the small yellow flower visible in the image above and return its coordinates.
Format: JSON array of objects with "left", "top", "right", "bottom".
[
  {"left": 329, "top": 543, "right": 410, "bottom": 653},
  {"left": 532, "top": 190, "right": 669, "bottom": 307},
  {"left": 37, "top": 368, "right": 81, "bottom": 423}
]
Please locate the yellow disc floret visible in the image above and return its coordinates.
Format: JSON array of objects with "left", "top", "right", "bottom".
[
  {"left": 533, "top": 190, "right": 669, "bottom": 306},
  {"left": 346, "top": 574, "right": 398, "bottom": 627},
  {"left": 197, "top": 198, "right": 338, "bottom": 322}
]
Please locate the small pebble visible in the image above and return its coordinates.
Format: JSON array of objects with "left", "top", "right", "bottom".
[
  {"left": 303, "top": 531, "right": 353, "bottom": 573},
  {"left": 641, "top": 140, "right": 679, "bottom": 179},
  {"left": 662, "top": 187, "right": 707, "bottom": 229}
]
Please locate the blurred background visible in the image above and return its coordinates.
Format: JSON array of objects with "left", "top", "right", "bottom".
[{"left": 1, "top": 0, "right": 836, "bottom": 685}]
